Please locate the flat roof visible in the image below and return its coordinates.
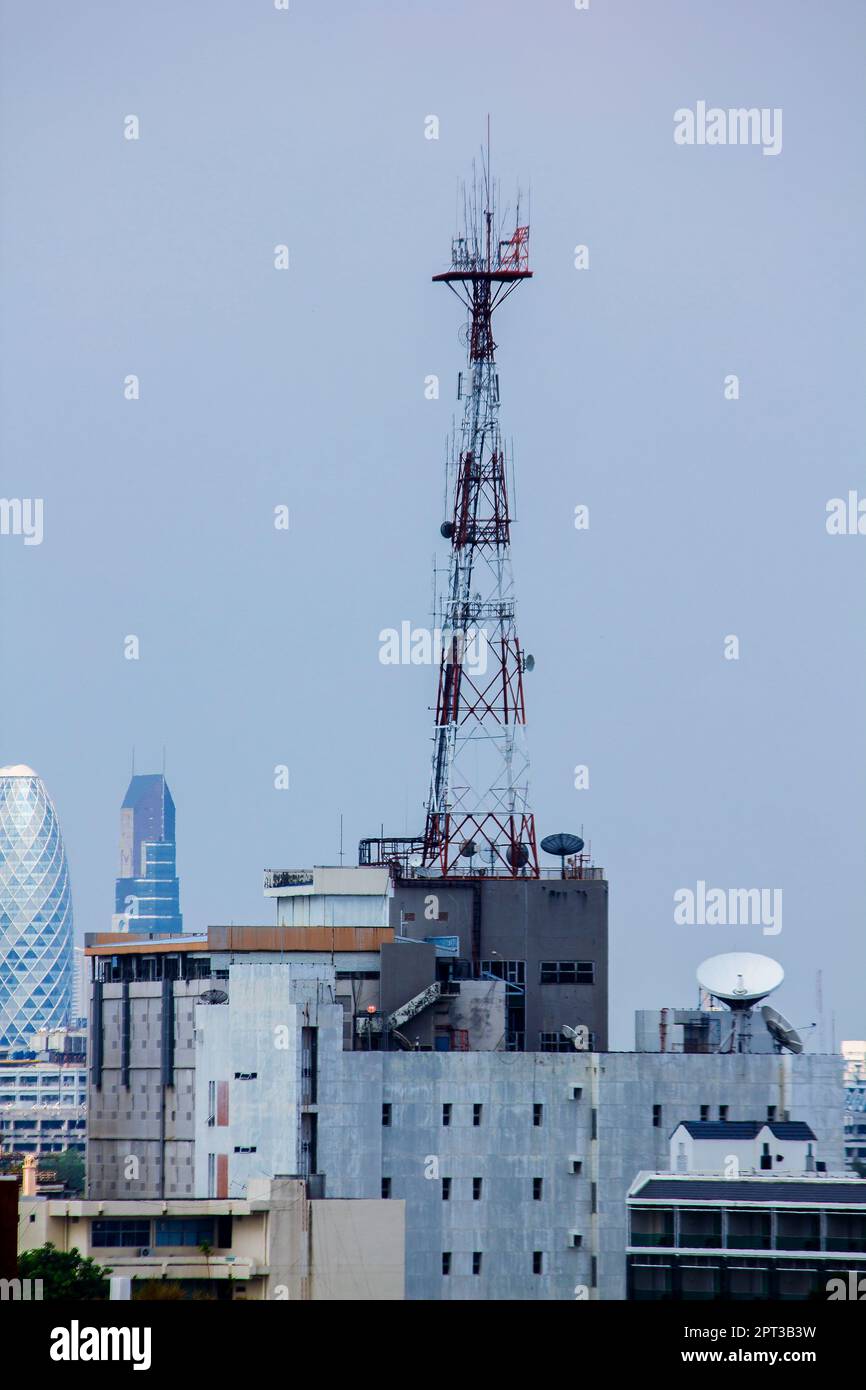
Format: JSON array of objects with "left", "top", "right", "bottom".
[
  {"left": 85, "top": 925, "right": 395, "bottom": 956},
  {"left": 631, "top": 1176, "right": 866, "bottom": 1206}
]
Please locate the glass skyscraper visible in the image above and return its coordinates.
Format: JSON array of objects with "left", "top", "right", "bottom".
[
  {"left": 115, "top": 773, "right": 183, "bottom": 934},
  {"left": 0, "top": 765, "right": 74, "bottom": 1050}
]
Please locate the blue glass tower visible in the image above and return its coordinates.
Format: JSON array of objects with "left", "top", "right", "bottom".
[
  {"left": 0, "top": 765, "right": 74, "bottom": 1049},
  {"left": 115, "top": 774, "right": 183, "bottom": 934}
]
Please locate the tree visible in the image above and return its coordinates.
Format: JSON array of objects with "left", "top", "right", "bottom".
[
  {"left": 40, "top": 1150, "right": 85, "bottom": 1195},
  {"left": 18, "top": 1243, "right": 111, "bottom": 1301}
]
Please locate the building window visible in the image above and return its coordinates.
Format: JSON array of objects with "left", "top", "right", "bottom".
[
  {"left": 533, "top": 1103, "right": 543, "bottom": 1127},
  {"left": 233, "top": 1145, "right": 257, "bottom": 1153},
  {"left": 381, "top": 1177, "right": 391, "bottom": 1199},
  {"left": 154, "top": 1218, "right": 216, "bottom": 1248},
  {"left": 442, "top": 1177, "right": 452, "bottom": 1201},
  {"left": 442, "top": 1103, "right": 452, "bottom": 1127},
  {"left": 700, "top": 1104, "right": 710, "bottom": 1121},
  {"left": 652, "top": 1104, "right": 662, "bottom": 1128},
  {"left": 472, "top": 1251, "right": 482, "bottom": 1275},
  {"left": 472, "top": 1177, "right": 483, "bottom": 1200},
  {"left": 207, "top": 1153, "right": 215, "bottom": 1198},
  {"left": 382, "top": 1103, "right": 392, "bottom": 1127},
  {"left": 234, "top": 1072, "right": 257, "bottom": 1081},
  {"left": 767, "top": 1105, "right": 777, "bottom": 1121},
  {"left": 539, "top": 961, "right": 594, "bottom": 985},
  {"left": 473, "top": 1103, "right": 482, "bottom": 1127},
  {"left": 719, "top": 1105, "right": 729, "bottom": 1121},
  {"left": 91, "top": 1219, "right": 150, "bottom": 1248},
  {"left": 540, "top": 1031, "right": 593, "bottom": 1053},
  {"left": 442, "top": 1252, "right": 451, "bottom": 1276},
  {"left": 533, "top": 1251, "right": 543, "bottom": 1275},
  {"left": 533, "top": 1177, "right": 543, "bottom": 1201}
]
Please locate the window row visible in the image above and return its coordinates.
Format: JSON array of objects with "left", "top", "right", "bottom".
[{"left": 383, "top": 1102, "right": 547, "bottom": 1126}]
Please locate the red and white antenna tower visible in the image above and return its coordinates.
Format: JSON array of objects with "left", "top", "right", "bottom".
[{"left": 422, "top": 138, "right": 538, "bottom": 878}]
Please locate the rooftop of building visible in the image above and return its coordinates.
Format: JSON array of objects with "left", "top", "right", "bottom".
[
  {"left": 0, "top": 764, "right": 37, "bottom": 778},
  {"left": 629, "top": 1173, "right": 866, "bottom": 1206},
  {"left": 673, "top": 1120, "right": 817, "bottom": 1141},
  {"left": 85, "top": 924, "right": 395, "bottom": 956}
]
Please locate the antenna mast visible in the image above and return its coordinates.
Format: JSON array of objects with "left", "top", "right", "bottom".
[{"left": 422, "top": 138, "right": 537, "bottom": 878}]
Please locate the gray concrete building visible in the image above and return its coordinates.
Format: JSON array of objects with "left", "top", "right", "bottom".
[
  {"left": 84, "top": 929, "right": 846, "bottom": 1300},
  {"left": 266, "top": 863, "right": 609, "bottom": 1052}
]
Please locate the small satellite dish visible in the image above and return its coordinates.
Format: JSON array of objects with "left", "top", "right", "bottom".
[
  {"left": 440, "top": 521, "right": 454, "bottom": 539},
  {"left": 459, "top": 840, "right": 477, "bottom": 859},
  {"left": 523, "top": 654, "right": 535, "bottom": 673},
  {"left": 507, "top": 843, "right": 530, "bottom": 869},
  {"left": 761, "top": 1004, "right": 804, "bottom": 1055},
  {"left": 696, "top": 953, "right": 784, "bottom": 1009},
  {"left": 561, "top": 1023, "right": 589, "bottom": 1051},
  {"left": 541, "top": 833, "right": 585, "bottom": 859},
  {"left": 199, "top": 989, "right": 228, "bottom": 1005}
]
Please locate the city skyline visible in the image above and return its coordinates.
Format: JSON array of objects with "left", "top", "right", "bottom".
[{"left": 0, "top": 0, "right": 863, "bottom": 1052}]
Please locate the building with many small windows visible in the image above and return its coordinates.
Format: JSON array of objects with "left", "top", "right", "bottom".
[
  {"left": 0, "top": 1057, "right": 87, "bottom": 1157},
  {"left": 84, "top": 927, "right": 845, "bottom": 1299}
]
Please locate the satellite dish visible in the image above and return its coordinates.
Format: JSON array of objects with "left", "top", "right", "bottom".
[
  {"left": 541, "top": 833, "right": 585, "bottom": 859},
  {"left": 696, "top": 953, "right": 784, "bottom": 1009},
  {"left": 561, "top": 1023, "right": 589, "bottom": 1051},
  {"left": 523, "top": 654, "right": 535, "bottom": 673},
  {"left": 199, "top": 989, "right": 228, "bottom": 1005},
  {"left": 459, "top": 840, "right": 477, "bottom": 859},
  {"left": 440, "top": 521, "right": 454, "bottom": 539},
  {"left": 507, "top": 843, "right": 530, "bottom": 869},
  {"left": 761, "top": 1004, "right": 804, "bottom": 1055}
]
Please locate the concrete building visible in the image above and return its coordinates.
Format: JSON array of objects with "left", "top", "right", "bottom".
[
  {"left": 627, "top": 1170, "right": 866, "bottom": 1300},
  {"left": 842, "top": 1040, "right": 866, "bottom": 1169},
  {"left": 0, "top": 1056, "right": 87, "bottom": 1158},
  {"left": 265, "top": 862, "right": 609, "bottom": 1052},
  {"left": 19, "top": 1176, "right": 403, "bottom": 1300},
  {"left": 84, "top": 931, "right": 846, "bottom": 1299}
]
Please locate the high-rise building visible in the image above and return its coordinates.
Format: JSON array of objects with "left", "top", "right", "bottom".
[
  {"left": 114, "top": 774, "right": 182, "bottom": 935},
  {"left": 0, "top": 765, "right": 74, "bottom": 1050}
]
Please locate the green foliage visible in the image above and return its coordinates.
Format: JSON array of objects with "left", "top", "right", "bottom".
[
  {"left": 18, "top": 1242, "right": 111, "bottom": 1301},
  {"left": 40, "top": 1149, "right": 85, "bottom": 1194}
]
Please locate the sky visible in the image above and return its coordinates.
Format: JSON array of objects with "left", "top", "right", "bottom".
[{"left": 0, "top": 0, "right": 864, "bottom": 1049}]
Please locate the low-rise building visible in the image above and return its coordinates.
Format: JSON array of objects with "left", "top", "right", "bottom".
[
  {"left": 627, "top": 1170, "right": 866, "bottom": 1300},
  {"left": 19, "top": 1176, "right": 403, "bottom": 1300}
]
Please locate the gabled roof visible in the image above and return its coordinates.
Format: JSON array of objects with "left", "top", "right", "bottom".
[{"left": 672, "top": 1120, "right": 816, "bottom": 1141}]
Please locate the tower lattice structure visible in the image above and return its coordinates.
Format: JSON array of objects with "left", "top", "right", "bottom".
[{"left": 422, "top": 160, "right": 538, "bottom": 879}]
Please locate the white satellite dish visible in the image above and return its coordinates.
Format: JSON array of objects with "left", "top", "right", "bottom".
[
  {"left": 561, "top": 1023, "right": 589, "bottom": 1051},
  {"left": 761, "top": 1004, "right": 804, "bottom": 1055},
  {"left": 696, "top": 953, "right": 784, "bottom": 1009}
]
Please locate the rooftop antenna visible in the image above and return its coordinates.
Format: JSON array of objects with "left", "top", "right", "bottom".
[
  {"left": 339, "top": 814, "right": 344, "bottom": 867},
  {"left": 697, "top": 953, "right": 784, "bottom": 1054}
]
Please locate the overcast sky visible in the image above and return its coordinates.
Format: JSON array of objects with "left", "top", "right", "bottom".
[{"left": 1, "top": 0, "right": 864, "bottom": 1048}]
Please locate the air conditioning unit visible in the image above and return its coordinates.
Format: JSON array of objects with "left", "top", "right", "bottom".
[
  {"left": 568, "top": 1231, "right": 582, "bottom": 1248},
  {"left": 569, "top": 1157, "right": 583, "bottom": 1174},
  {"left": 138, "top": 1247, "right": 152, "bottom": 1258}
]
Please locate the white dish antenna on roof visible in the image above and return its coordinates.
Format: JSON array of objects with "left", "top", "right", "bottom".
[
  {"left": 761, "top": 1004, "right": 804, "bottom": 1055},
  {"left": 697, "top": 953, "right": 784, "bottom": 1008},
  {"left": 696, "top": 953, "right": 784, "bottom": 1053}
]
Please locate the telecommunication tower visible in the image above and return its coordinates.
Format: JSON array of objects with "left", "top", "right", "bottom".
[{"left": 422, "top": 145, "right": 538, "bottom": 878}]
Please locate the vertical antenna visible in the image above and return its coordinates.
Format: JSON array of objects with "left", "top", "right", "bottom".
[{"left": 339, "top": 814, "right": 344, "bottom": 866}]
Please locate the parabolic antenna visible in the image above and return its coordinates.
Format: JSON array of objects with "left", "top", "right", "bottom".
[
  {"left": 696, "top": 953, "right": 784, "bottom": 1009},
  {"left": 199, "top": 989, "right": 228, "bottom": 1005},
  {"left": 541, "top": 833, "right": 585, "bottom": 858},
  {"left": 761, "top": 1004, "right": 804, "bottom": 1055}
]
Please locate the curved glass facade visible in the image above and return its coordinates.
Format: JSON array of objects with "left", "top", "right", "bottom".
[{"left": 0, "top": 766, "right": 73, "bottom": 1049}]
